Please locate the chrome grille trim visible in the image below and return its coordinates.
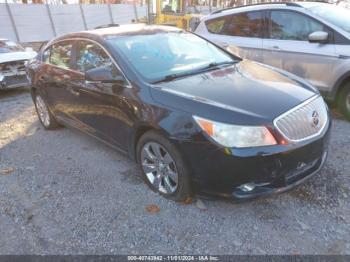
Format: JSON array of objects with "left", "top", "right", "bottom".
[{"left": 274, "top": 95, "right": 329, "bottom": 142}]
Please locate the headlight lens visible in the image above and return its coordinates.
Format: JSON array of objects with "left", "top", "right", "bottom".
[{"left": 193, "top": 116, "right": 277, "bottom": 148}]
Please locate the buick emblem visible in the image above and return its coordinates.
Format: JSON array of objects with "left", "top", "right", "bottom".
[{"left": 311, "top": 110, "right": 320, "bottom": 127}]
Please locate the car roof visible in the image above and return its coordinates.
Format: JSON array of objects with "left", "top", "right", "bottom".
[
  {"left": 53, "top": 24, "right": 182, "bottom": 43},
  {"left": 90, "top": 24, "right": 182, "bottom": 37},
  {"left": 208, "top": 1, "right": 328, "bottom": 17}
]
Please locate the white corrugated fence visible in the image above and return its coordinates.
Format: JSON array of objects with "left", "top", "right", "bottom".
[{"left": 0, "top": 3, "right": 147, "bottom": 42}]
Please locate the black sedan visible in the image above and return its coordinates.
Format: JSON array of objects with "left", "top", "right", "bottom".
[{"left": 27, "top": 25, "right": 331, "bottom": 201}]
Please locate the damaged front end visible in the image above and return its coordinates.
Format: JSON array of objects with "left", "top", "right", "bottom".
[{"left": 0, "top": 60, "right": 30, "bottom": 90}]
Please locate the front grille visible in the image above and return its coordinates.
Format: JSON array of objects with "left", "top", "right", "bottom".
[
  {"left": 0, "top": 60, "right": 26, "bottom": 75},
  {"left": 3, "top": 75, "right": 29, "bottom": 87},
  {"left": 274, "top": 96, "right": 328, "bottom": 142}
]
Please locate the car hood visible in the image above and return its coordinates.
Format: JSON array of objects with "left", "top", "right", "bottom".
[
  {"left": 150, "top": 60, "right": 317, "bottom": 125},
  {"left": 0, "top": 51, "right": 37, "bottom": 64}
]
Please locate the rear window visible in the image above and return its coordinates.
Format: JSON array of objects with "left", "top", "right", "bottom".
[
  {"left": 205, "top": 11, "right": 264, "bottom": 38},
  {"left": 225, "top": 12, "right": 264, "bottom": 38},
  {"left": 205, "top": 16, "right": 230, "bottom": 34}
]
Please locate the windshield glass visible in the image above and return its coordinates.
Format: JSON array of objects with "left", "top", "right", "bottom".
[
  {"left": 0, "top": 41, "right": 24, "bottom": 53},
  {"left": 308, "top": 4, "right": 350, "bottom": 33},
  {"left": 108, "top": 32, "right": 236, "bottom": 83}
]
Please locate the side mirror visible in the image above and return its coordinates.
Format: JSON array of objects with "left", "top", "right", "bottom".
[
  {"left": 308, "top": 31, "right": 329, "bottom": 44},
  {"left": 25, "top": 47, "right": 34, "bottom": 52},
  {"left": 85, "top": 67, "right": 125, "bottom": 84}
]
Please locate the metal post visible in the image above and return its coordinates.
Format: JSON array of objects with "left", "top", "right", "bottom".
[
  {"left": 147, "top": 0, "right": 151, "bottom": 24},
  {"left": 108, "top": 4, "right": 114, "bottom": 24},
  {"left": 46, "top": 3, "right": 57, "bottom": 37},
  {"left": 133, "top": 0, "right": 139, "bottom": 22},
  {"left": 5, "top": 1, "right": 20, "bottom": 42},
  {"left": 79, "top": 4, "right": 88, "bottom": 30}
]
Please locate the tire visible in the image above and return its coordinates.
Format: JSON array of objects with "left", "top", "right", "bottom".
[
  {"left": 136, "top": 130, "right": 192, "bottom": 202},
  {"left": 34, "top": 92, "right": 61, "bottom": 130},
  {"left": 338, "top": 82, "right": 350, "bottom": 121}
]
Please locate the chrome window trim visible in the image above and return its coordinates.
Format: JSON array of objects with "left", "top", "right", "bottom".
[
  {"left": 273, "top": 95, "right": 329, "bottom": 143},
  {"left": 42, "top": 37, "right": 132, "bottom": 88}
]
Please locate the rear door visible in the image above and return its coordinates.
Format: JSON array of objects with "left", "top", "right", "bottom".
[
  {"left": 39, "top": 40, "right": 76, "bottom": 122},
  {"left": 203, "top": 11, "right": 265, "bottom": 62},
  {"left": 262, "top": 10, "right": 338, "bottom": 92}
]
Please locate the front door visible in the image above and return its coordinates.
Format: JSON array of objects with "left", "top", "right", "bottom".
[
  {"left": 262, "top": 10, "right": 338, "bottom": 92},
  {"left": 67, "top": 40, "right": 134, "bottom": 151}
]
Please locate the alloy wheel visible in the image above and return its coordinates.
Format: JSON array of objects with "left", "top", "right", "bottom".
[
  {"left": 35, "top": 95, "right": 50, "bottom": 127},
  {"left": 141, "top": 142, "right": 178, "bottom": 195}
]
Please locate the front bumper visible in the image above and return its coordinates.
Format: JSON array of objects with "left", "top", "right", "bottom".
[
  {"left": 174, "top": 120, "right": 331, "bottom": 200},
  {"left": 231, "top": 150, "right": 327, "bottom": 200}
]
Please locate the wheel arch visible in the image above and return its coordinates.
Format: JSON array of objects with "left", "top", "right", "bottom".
[
  {"left": 332, "top": 72, "right": 350, "bottom": 102},
  {"left": 128, "top": 123, "right": 171, "bottom": 162}
]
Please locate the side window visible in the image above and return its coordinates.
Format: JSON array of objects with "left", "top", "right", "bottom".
[
  {"left": 75, "top": 41, "right": 114, "bottom": 73},
  {"left": 205, "top": 16, "right": 230, "bottom": 34},
  {"left": 270, "top": 11, "right": 324, "bottom": 41},
  {"left": 225, "top": 11, "right": 264, "bottom": 38},
  {"left": 50, "top": 41, "right": 73, "bottom": 69},
  {"left": 161, "top": 0, "right": 183, "bottom": 14}
]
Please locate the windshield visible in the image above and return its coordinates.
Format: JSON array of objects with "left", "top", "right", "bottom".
[
  {"left": 308, "top": 4, "right": 350, "bottom": 33},
  {"left": 0, "top": 41, "right": 24, "bottom": 53},
  {"left": 108, "top": 32, "right": 236, "bottom": 83}
]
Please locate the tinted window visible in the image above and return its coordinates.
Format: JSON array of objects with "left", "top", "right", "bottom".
[
  {"left": 75, "top": 41, "right": 114, "bottom": 73},
  {"left": 50, "top": 42, "right": 72, "bottom": 69},
  {"left": 270, "top": 11, "right": 324, "bottom": 41},
  {"left": 225, "top": 12, "right": 264, "bottom": 38},
  {"left": 75, "top": 41, "right": 123, "bottom": 82},
  {"left": 206, "top": 16, "right": 230, "bottom": 34}
]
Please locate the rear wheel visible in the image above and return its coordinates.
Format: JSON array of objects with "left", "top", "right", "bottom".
[
  {"left": 136, "top": 131, "right": 192, "bottom": 202},
  {"left": 338, "top": 82, "right": 350, "bottom": 121},
  {"left": 34, "top": 93, "right": 60, "bottom": 130}
]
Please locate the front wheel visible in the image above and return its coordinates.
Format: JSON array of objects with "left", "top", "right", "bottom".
[
  {"left": 338, "top": 82, "right": 350, "bottom": 121},
  {"left": 34, "top": 93, "right": 60, "bottom": 130},
  {"left": 136, "top": 131, "right": 192, "bottom": 202}
]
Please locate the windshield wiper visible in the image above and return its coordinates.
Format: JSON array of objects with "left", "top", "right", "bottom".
[
  {"left": 205, "top": 61, "right": 236, "bottom": 69},
  {"left": 152, "top": 61, "right": 237, "bottom": 84},
  {"left": 152, "top": 72, "right": 196, "bottom": 84}
]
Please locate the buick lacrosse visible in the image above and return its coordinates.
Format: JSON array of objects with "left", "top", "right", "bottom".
[{"left": 27, "top": 24, "right": 331, "bottom": 201}]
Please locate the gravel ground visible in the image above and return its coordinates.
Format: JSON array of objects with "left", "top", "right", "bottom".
[{"left": 0, "top": 88, "right": 349, "bottom": 255}]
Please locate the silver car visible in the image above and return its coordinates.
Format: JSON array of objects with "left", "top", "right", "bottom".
[{"left": 195, "top": 2, "right": 350, "bottom": 120}]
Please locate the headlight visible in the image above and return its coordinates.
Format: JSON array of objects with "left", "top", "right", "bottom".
[{"left": 193, "top": 116, "right": 277, "bottom": 148}]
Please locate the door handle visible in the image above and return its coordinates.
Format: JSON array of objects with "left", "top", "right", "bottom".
[
  {"left": 70, "top": 89, "right": 80, "bottom": 96},
  {"left": 271, "top": 45, "right": 281, "bottom": 51},
  {"left": 67, "top": 86, "right": 80, "bottom": 96}
]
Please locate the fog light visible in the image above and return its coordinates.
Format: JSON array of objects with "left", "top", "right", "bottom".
[
  {"left": 238, "top": 182, "right": 270, "bottom": 192},
  {"left": 239, "top": 183, "right": 256, "bottom": 192}
]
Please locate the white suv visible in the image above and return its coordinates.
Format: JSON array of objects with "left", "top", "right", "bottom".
[{"left": 195, "top": 2, "right": 350, "bottom": 120}]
